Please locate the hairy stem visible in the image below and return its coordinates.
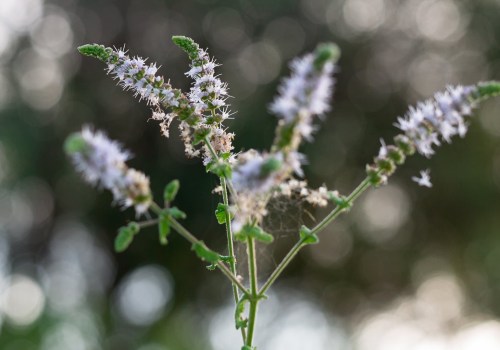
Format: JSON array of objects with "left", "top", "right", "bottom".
[
  {"left": 259, "top": 177, "right": 372, "bottom": 296},
  {"left": 245, "top": 237, "right": 259, "bottom": 347},
  {"left": 150, "top": 202, "right": 250, "bottom": 296},
  {"left": 169, "top": 217, "right": 249, "bottom": 296},
  {"left": 221, "top": 177, "right": 246, "bottom": 342}
]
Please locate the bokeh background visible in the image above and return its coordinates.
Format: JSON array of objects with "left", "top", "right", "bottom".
[{"left": 1, "top": 0, "right": 500, "bottom": 349}]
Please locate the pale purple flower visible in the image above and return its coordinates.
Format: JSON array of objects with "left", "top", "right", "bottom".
[
  {"left": 106, "top": 47, "right": 179, "bottom": 108},
  {"left": 394, "top": 85, "right": 476, "bottom": 158},
  {"left": 412, "top": 169, "right": 432, "bottom": 188},
  {"left": 270, "top": 53, "right": 336, "bottom": 140},
  {"left": 68, "top": 126, "right": 152, "bottom": 215}
]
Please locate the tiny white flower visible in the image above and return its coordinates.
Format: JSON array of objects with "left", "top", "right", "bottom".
[{"left": 412, "top": 169, "right": 432, "bottom": 188}]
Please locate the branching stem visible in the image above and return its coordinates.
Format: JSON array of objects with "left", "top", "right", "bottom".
[{"left": 259, "top": 177, "right": 372, "bottom": 296}]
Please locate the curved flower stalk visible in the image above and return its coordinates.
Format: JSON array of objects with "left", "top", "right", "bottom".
[
  {"left": 171, "top": 36, "right": 235, "bottom": 163},
  {"left": 64, "top": 126, "right": 152, "bottom": 215},
  {"left": 270, "top": 43, "right": 339, "bottom": 152},
  {"left": 367, "top": 84, "right": 479, "bottom": 187}
]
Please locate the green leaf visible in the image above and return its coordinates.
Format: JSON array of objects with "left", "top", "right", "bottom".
[
  {"left": 164, "top": 179, "right": 180, "bottom": 203},
  {"left": 299, "top": 225, "right": 319, "bottom": 245},
  {"left": 215, "top": 203, "right": 232, "bottom": 224},
  {"left": 168, "top": 207, "right": 187, "bottom": 219},
  {"left": 192, "top": 241, "right": 220, "bottom": 263},
  {"left": 235, "top": 297, "right": 249, "bottom": 330},
  {"left": 241, "top": 347, "right": 255, "bottom": 350},
  {"left": 158, "top": 215, "right": 171, "bottom": 245},
  {"left": 115, "top": 227, "right": 134, "bottom": 253},
  {"left": 235, "top": 225, "right": 274, "bottom": 244},
  {"left": 206, "top": 161, "right": 232, "bottom": 178}
]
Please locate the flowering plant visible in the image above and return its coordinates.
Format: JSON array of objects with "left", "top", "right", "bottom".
[{"left": 65, "top": 36, "right": 500, "bottom": 349}]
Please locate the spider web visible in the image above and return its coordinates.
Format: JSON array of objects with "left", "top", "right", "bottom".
[{"left": 233, "top": 194, "right": 316, "bottom": 282}]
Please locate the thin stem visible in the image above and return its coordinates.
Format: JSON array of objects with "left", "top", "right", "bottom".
[
  {"left": 137, "top": 218, "right": 159, "bottom": 229},
  {"left": 221, "top": 177, "right": 247, "bottom": 342},
  {"left": 245, "top": 237, "right": 259, "bottom": 347},
  {"left": 259, "top": 177, "right": 373, "bottom": 296},
  {"left": 168, "top": 217, "right": 250, "bottom": 296}
]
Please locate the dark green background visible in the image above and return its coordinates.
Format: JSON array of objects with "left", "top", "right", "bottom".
[{"left": 1, "top": 0, "right": 500, "bottom": 349}]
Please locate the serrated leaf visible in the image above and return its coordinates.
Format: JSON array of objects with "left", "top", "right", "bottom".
[
  {"left": 192, "top": 241, "right": 220, "bottom": 263},
  {"left": 215, "top": 203, "right": 231, "bottom": 224},
  {"left": 164, "top": 179, "right": 180, "bottom": 203},
  {"left": 207, "top": 161, "right": 232, "bottom": 178},
  {"left": 168, "top": 207, "right": 187, "bottom": 219},
  {"left": 299, "top": 225, "right": 319, "bottom": 245},
  {"left": 115, "top": 227, "right": 134, "bottom": 253},
  {"left": 235, "top": 225, "right": 274, "bottom": 244},
  {"left": 235, "top": 297, "right": 249, "bottom": 330},
  {"left": 158, "top": 215, "right": 170, "bottom": 245}
]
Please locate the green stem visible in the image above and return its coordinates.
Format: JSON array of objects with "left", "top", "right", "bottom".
[
  {"left": 137, "top": 218, "right": 159, "bottom": 229},
  {"left": 168, "top": 217, "right": 250, "bottom": 296},
  {"left": 245, "top": 237, "right": 259, "bottom": 348},
  {"left": 221, "top": 177, "right": 247, "bottom": 342},
  {"left": 259, "top": 177, "right": 372, "bottom": 296},
  {"left": 150, "top": 202, "right": 249, "bottom": 296}
]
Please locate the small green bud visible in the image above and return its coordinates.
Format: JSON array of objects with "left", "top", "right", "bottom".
[
  {"left": 64, "top": 133, "right": 87, "bottom": 155},
  {"left": 215, "top": 203, "right": 232, "bottom": 224},
  {"left": 375, "top": 156, "right": 396, "bottom": 175},
  {"left": 299, "top": 225, "right": 319, "bottom": 245},
  {"left": 475, "top": 81, "right": 500, "bottom": 100},
  {"left": 77, "top": 44, "right": 112, "bottom": 62},
  {"left": 394, "top": 135, "right": 415, "bottom": 156},
  {"left": 387, "top": 145, "right": 406, "bottom": 165},
  {"left": 327, "top": 192, "right": 351, "bottom": 210},
  {"left": 172, "top": 36, "right": 200, "bottom": 60},
  {"left": 313, "top": 43, "right": 341, "bottom": 70},
  {"left": 164, "top": 179, "right": 180, "bottom": 203},
  {"left": 366, "top": 164, "right": 387, "bottom": 187},
  {"left": 260, "top": 157, "right": 282, "bottom": 177}
]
